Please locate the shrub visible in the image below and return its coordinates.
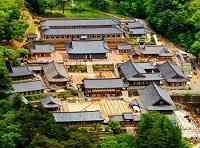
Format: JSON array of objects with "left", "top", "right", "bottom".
[
  {"left": 51, "top": 93, "right": 58, "bottom": 98},
  {"left": 105, "top": 126, "right": 110, "bottom": 132},
  {"left": 184, "top": 92, "right": 191, "bottom": 97},
  {"left": 72, "top": 89, "right": 78, "bottom": 96}
]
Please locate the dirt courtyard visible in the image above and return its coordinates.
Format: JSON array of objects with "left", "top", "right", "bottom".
[
  {"left": 68, "top": 71, "right": 116, "bottom": 85},
  {"left": 59, "top": 96, "right": 139, "bottom": 122}
]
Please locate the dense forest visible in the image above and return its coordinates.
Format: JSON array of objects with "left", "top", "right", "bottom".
[
  {"left": 0, "top": 0, "right": 27, "bottom": 42},
  {"left": 26, "top": 0, "right": 200, "bottom": 57},
  {"left": 90, "top": 0, "right": 200, "bottom": 57}
]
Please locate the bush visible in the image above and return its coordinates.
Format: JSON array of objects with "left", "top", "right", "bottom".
[
  {"left": 25, "top": 94, "right": 42, "bottom": 101},
  {"left": 105, "top": 126, "right": 110, "bottom": 132},
  {"left": 72, "top": 89, "right": 78, "bottom": 96},
  {"left": 61, "top": 91, "right": 73, "bottom": 99},
  {"left": 184, "top": 92, "right": 191, "bottom": 97},
  {"left": 51, "top": 93, "right": 58, "bottom": 98}
]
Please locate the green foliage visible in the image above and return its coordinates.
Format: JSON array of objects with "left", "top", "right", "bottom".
[
  {"left": 184, "top": 92, "right": 191, "bottom": 97},
  {"left": 0, "top": 0, "right": 26, "bottom": 42},
  {"left": 0, "top": 67, "right": 12, "bottom": 97},
  {"left": 0, "top": 46, "right": 20, "bottom": 67},
  {"left": 72, "top": 89, "right": 79, "bottom": 96},
  {"left": 130, "top": 0, "right": 200, "bottom": 56},
  {"left": 60, "top": 91, "right": 73, "bottom": 99},
  {"left": 97, "top": 133, "right": 136, "bottom": 148},
  {"left": 104, "top": 125, "right": 110, "bottom": 132},
  {"left": 51, "top": 93, "right": 58, "bottom": 98},
  {"left": 90, "top": 0, "right": 112, "bottom": 12},
  {"left": 29, "top": 134, "right": 64, "bottom": 148},
  {"left": 93, "top": 124, "right": 101, "bottom": 132},
  {"left": 25, "top": 94, "right": 42, "bottom": 101},
  {"left": 136, "top": 111, "right": 189, "bottom": 148},
  {"left": 12, "top": 94, "right": 25, "bottom": 111},
  {"left": 108, "top": 120, "right": 121, "bottom": 135},
  {"left": 18, "top": 48, "right": 29, "bottom": 57}
]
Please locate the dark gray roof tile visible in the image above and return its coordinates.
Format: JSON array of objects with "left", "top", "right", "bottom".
[
  {"left": 83, "top": 78, "right": 124, "bottom": 89},
  {"left": 117, "top": 44, "right": 132, "bottom": 50},
  {"left": 53, "top": 110, "right": 104, "bottom": 122},
  {"left": 43, "top": 61, "right": 69, "bottom": 83},
  {"left": 139, "top": 45, "right": 174, "bottom": 57},
  {"left": 30, "top": 44, "right": 55, "bottom": 53},
  {"left": 137, "top": 83, "right": 176, "bottom": 111},
  {"left": 41, "top": 19, "right": 119, "bottom": 27},
  {"left": 11, "top": 80, "right": 46, "bottom": 93},
  {"left": 158, "top": 62, "right": 188, "bottom": 82},
  {"left": 129, "top": 28, "right": 147, "bottom": 35},
  {"left": 124, "top": 21, "right": 144, "bottom": 29},
  {"left": 42, "top": 27, "right": 124, "bottom": 35},
  {"left": 40, "top": 95, "right": 60, "bottom": 108},
  {"left": 8, "top": 66, "right": 35, "bottom": 77},
  {"left": 119, "top": 60, "right": 163, "bottom": 81},
  {"left": 66, "top": 40, "right": 110, "bottom": 54}
]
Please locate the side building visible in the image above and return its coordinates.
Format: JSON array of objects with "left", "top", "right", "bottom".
[
  {"left": 43, "top": 61, "right": 69, "bottom": 87},
  {"left": 118, "top": 60, "right": 163, "bottom": 87},
  {"left": 158, "top": 62, "right": 188, "bottom": 87},
  {"left": 77, "top": 78, "right": 126, "bottom": 97},
  {"left": 65, "top": 40, "right": 110, "bottom": 59},
  {"left": 9, "top": 80, "right": 46, "bottom": 95},
  {"left": 137, "top": 83, "right": 177, "bottom": 114},
  {"left": 52, "top": 110, "right": 104, "bottom": 126},
  {"left": 8, "top": 66, "right": 36, "bottom": 81}
]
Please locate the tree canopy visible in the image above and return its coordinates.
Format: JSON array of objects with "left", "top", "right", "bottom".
[
  {"left": 98, "top": 111, "right": 192, "bottom": 148},
  {"left": 0, "top": 0, "right": 26, "bottom": 42}
]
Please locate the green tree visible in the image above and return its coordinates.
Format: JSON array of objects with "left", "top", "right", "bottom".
[
  {"left": 29, "top": 134, "right": 64, "bottom": 148},
  {"left": 12, "top": 94, "right": 24, "bottom": 111},
  {"left": 0, "top": 132, "right": 23, "bottom": 148},
  {"left": 191, "top": 41, "right": 200, "bottom": 56},
  {"left": 97, "top": 133, "right": 136, "bottom": 148},
  {"left": 18, "top": 48, "right": 29, "bottom": 57},
  {"left": 136, "top": 111, "right": 191, "bottom": 148},
  {"left": 0, "top": 67, "right": 12, "bottom": 97},
  {"left": 108, "top": 120, "right": 121, "bottom": 135},
  {"left": 4, "top": 20, "right": 26, "bottom": 42}
]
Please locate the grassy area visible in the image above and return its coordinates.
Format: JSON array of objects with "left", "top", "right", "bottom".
[
  {"left": 21, "top": 10, "right": 39, "bottom": 35},
  {"left": 45, "top": 9, "right": 110, "bottom": 18},
  {"left": 39, "top": 0, "right": 125, "bottom": 18}
]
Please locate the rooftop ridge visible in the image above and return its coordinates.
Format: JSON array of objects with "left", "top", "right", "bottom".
[
  {"left": 152, "top": 83, "right": 172, "bottom": 106},
  {"left": 52, "top": 61, "right": 66, "bottom": 78},
  {"left": 52, "top": 110, "right": 101, "bottom": 113}
]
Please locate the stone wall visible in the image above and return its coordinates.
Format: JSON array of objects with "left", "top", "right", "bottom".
[{"left": 171, "top": 95, "right": 200, "bottom": 107}]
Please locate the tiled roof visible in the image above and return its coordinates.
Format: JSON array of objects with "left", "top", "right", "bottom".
[
  {"left": 119, "top": 60, "right": 163, "bottom": 81},
  {"left": 129, "top": 28, "right": 146, "bottom": 35},
  {"left": 139, "top": 45, "right": 174, "bottom": 57},
  {"left": 40, "top": 19, "right": 119, "bottom": 27},
  {"left": 30, "top": 44, "right": 55, "bottom": 53},
  {"left": 11, "top": 80, "right": 46, "bottom": 93},
  {"left": 40, "top": 95, "right": 60, "bottom": 108},
  {"left": 8, "top": 66, "right": 35, "bottom": 77},
  {"left": 130, "top": 50, "right": 140, "bottom": 56},
  {"left": 66, "top": 40, "right": 110, "bottom": 54},
  {"left": 27, "top": 33, "right": 37, "bottom": 38},
  {"left": 43, "top": 61, "right": 69, "bottom": 83},
  {"left": 158, "top": 62, "right": 188, "bottom": 82},
  {"left": 83, "top": 78, "right": 124, "bottom": 89},
  {"left": 117, "top": 44, "right": 132, "bottom": 50},
  {"left": 109, "top": 113, "right": 140, "bottom": 121},
  {"left": 53, "top": 110, "right": 104, "bottom": 122},
  {"left": 42, "top": 27, "right": 124, "bottom": 35},
  {"left": 124, "top": 21, "right": 144, "bottom": 29},
  {"left": 137, "top": 83, "right": 176, "bottom": 111}
]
